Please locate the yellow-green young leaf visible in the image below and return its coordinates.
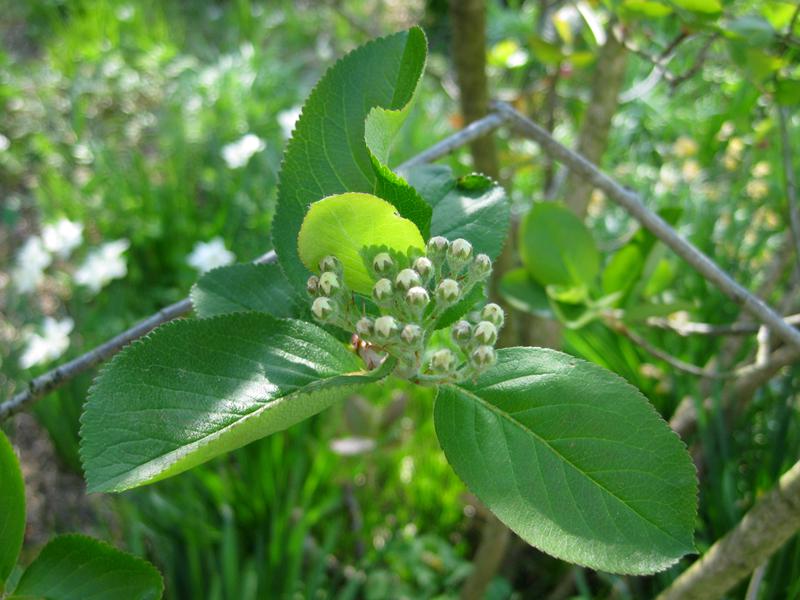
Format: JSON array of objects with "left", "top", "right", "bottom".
[
  {"left": 297, "top": 193, "right": 425, "bottom": 295},
  {"left": 519, "top": 202, "right": 600, "bottom": 288},
  {"left": 80, "top": 313, "right": 385, "bottom": 492},
  {"left": 434, "top": 347, "right": 697, "bottom": 574},
  {"left": 404, "top": 165, "right": 510, "bottom": 260},
  {"left": 10, "top": 534, "right": 162, "bottom": 600},
  {"left": 0, "top": 431, "right": 24, "bottom": 589},
  {"left": 190, "top": 263, "right": 303, "bottom": 319},
  {"left": 273, "top": 27, "right": 430, "bottom": 293}
]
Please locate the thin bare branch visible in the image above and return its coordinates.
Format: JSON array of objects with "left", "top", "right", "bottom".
[
  {"left": 609, "top": 320, "right": 727, "bottom": 379},
  {"left": 656, "top": 459, "right": 800, "bottom": 600},
  {"left": 646, "top": 313, "right": 800, "bottom": 336},
  {"left": 493, "top": 101, "right": 800, "bottom": 352}
]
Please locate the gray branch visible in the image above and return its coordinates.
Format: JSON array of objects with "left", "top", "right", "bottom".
[
  {"left": 656, "top": 459, "right": 800, "bottom": 600},
  {"left": 493, "top": 100, "right": 800, "bottom": 353}
]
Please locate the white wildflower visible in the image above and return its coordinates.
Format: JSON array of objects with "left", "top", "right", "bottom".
[
  {"left": 221, "top": 134, "right": 264, "bottom": 169},
  {"left": 186, "top": 237, "right": 235, "bottom": 273},
  {"left": 75, "top": 239, "right": 130, "bottom": 293},
  {"left": 19, "top": 317, "right": 74, "bottom": 369},
  {"left": 42, "top": 218, "right": 83, "bottom": 259},
  {"left": 329, "top": 437, "right": 376, "bottom": 456},
  {"left": 13, "top": 236, "right": 52, "bottom": 293},
  {"left": 277, "top": 106, "right": 301, "bottom": 139},
  {"left": 0, "top": 133, "right": 9, "bottom": 152}
]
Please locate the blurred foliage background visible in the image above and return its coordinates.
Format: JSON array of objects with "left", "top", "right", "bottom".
[{"left": 1, "top": 0, "right": 799, "bottom": 598}]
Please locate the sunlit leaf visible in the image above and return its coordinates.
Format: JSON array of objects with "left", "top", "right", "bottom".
[
  {"left": 435, "top": 347, "right": 697, "bottom": 574},
  {"left": 273, "top": 28, "right": 430, "bottom": 293},
  {"left": 81, "top": 314, "right": 386, "bottom": 492}
]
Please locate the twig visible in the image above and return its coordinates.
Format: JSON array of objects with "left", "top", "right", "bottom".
[
  {"left": 656, "top": 459, "right": 800, "bottom": 600},
  {"left": 779, "top": 106, "right": 800, "bottom": 270},
  {"left": 669, "top": 344, "right": 800, "bottom": 439},
  {"left": 2, "top": 114, "right": 509, "bottom": 422},
  {"left": 669, "top": 35, "right": 716, "bottom": 90},
  {"left": 610, "top": 321, "right": 726, "bottom": 379},
  {"left": 745, "top": 562, "right": 768, "bottom": 600},
  {"left": 646, "top": 313, "right": 800, "bottom": 336},
  {"left": 493, "top": 101, "right": 800, "bottom": 352}
]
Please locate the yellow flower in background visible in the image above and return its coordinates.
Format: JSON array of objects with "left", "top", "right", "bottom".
[
  {"left": 682, "top": 159, "right": 701, "bottom": 182},
  {"left": 723, "top": 155, "right": 739, "bottom": 171},
  {"left": 752, "top": 161, "right": 771, "bottom": 179},
  {"left": 746, "top": 179, "right": 769, "bottom": 200},
  {"left": 673, "top": 136, "right": 698, "bottom": 158},
  {"left": 727, "top": 137, "right": 745, "bottom": 160}
]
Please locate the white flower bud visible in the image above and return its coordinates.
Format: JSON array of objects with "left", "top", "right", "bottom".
[
  {"left": 400, "top": 324, "right": 423, "bottom": 345},
  {"left": 413, "top": 256, "right": 433, "bottom": 280},
  {"left": 372, "top": 252, "right": 394, "bottom": 276},
  {"left": 355, "top": 317, "right": 374, "bottom": 337},
  {"left": 312, "top": 297, "right": 335, "bottom": 321},
  {"left": 395, "top": 268, "right": 421, "bottom": 291},
  {"left": 319, "top": 255, "right": 341, "bottom": 274},
  {"left": 319, "top": 271, "right": 341, "bottom": 296},
  {"left": 430, "top": 348, "right": 456, "bottom": 373},
  {"left": 451, "top": 320, "right": 472, "bottom": 346},
  {"left": 481, "top": 303, "right": 505, "bottom": 328},
  {"left": 449, "top": 238, "right": 473, "bottom": 260},
  {"left": 372, "top": 278, "right": 393, "bottom": 302},
  {"left": 427, "top": 236, "right": 449, "bottom": 259},
  {"left": 374, "top": 315, "right": 399, "bottom": 339},
  {"left": 470, "top": 345, "right": 496, "bottom": 368},
  {"left": 436, "top": 278, "right": 460, "bottom": 304},
  {"left": 306, "top": 275, "right": 319, "bottom": 296},
  {"left": 470, "top": 254, "right": 492, "bottom": 278},
  {"left": 406, "top": 286, "right": 430, "bottom": 308},
  {"left": 473, "top": 321, "right": 498, "bottom": 345}
]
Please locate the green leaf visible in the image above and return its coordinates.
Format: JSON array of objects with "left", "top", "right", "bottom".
[
  {"left": 10, "top": 534, "right": 162, "bottom": 600},
  {"left": 672, "top": 0, "right": 721, "bottom": 14},
  {"left": 404, "top": 165, "right": 510, "bottom": 260},
  {"left": 724, "top": 16, "right": 775, "bottom": 47},
  {"left": 499, "top": 268, "right": 552, "bottom": 318},
  {"left": 434, "top": 347, "right": 697, "bottom": 574},
  {"left": 776, "top": 79, "right": 800, "bottom": 106},
  {"left": 81, "top": 313, "right": 386, "bottom": 492},
  {"left": 297, "top": 193, "right": 426, "bottom": 295},
  {"left": 0, "top": 431, "right": 24, "bottom": 589},
  {"left": 191, "top": 263, "right": 303, "bottom": 319},
  {"left": 273, "top": 27, "right": 431, "bottom": 293},
  {"left": 602, "top": 244, "right": 644, "bottom": 299},
  {"left": 519, "top": 202, "right": 599, "bottom": 288}
]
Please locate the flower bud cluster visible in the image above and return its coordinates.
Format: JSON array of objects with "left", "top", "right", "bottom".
[{"left": 307, "top": 238, "right": 500, "bottom": 382}]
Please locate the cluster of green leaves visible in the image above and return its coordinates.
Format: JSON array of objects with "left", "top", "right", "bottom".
[
  {"left": 0, "top": 430, "right": 162, "bottom": 599},
  {"left": 501, "top": 202, "right": 687, "bottom": 329},
  {"left": 79, "top": 27, "right": 697, "bottom": 575}
]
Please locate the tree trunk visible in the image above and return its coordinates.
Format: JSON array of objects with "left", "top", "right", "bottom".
[{"left": 563, "top": 28, "right": 628, "bottom": 218}]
